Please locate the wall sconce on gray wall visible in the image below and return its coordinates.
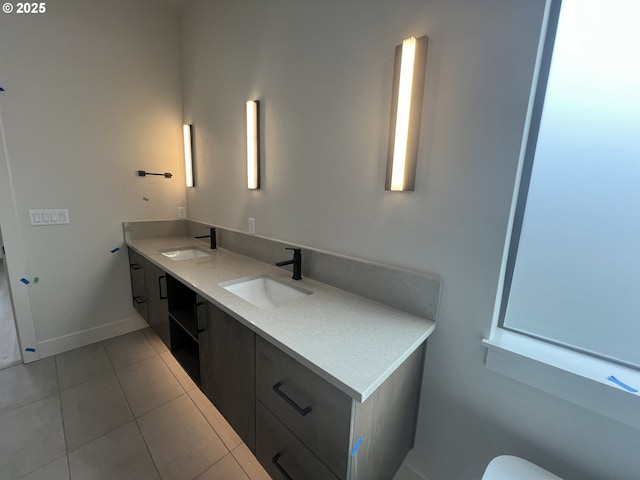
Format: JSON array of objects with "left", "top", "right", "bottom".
[
  {"left": 386, "top": 36, "right": 429, "bottom": 192},
  {"left": 183, "top": 124, "right": 195, "bottom": 187},
  {"left": 246, "top": 100, "right": 259, "bottom": 189}
]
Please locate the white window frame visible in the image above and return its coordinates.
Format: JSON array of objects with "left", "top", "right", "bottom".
[{"left": 484, "top": 0, "right": 640, "bottom": 427}]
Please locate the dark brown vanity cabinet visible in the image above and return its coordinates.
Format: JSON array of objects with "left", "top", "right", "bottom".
[
  {"left": 128, "top": 249, "right": 148, "bottom": 322},
  {"left": 199, "top": 301, "right": 256, "bottom": 452},
  {"left": 127, "top": 248, "right": 169, "bottom": 347},
  {"left": 255, "top": 336, "right": 425, "bottom": 480},
  {"left": 143, "top": 259, "right": 170, "bottom": 348},
  {"left": 256, "top": 336, "right": 350, "bottom": 478},
  {"left": 126, "top": 247, "right": 425, "bottom": 479}
]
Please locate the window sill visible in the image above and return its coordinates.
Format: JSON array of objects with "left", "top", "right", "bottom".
[{"left": 483, "top": 330, "right": 640, "bottom": 429}]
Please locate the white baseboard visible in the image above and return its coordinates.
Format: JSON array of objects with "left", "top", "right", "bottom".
[{"left": 36, "top": 315, "right": 148, "bottom": 359}]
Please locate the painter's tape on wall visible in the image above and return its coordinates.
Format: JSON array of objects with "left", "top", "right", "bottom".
[
  {"left": 20, "top": 278, "right": 30, "bottom": 285},
  {"left": 111, "top": 247, "right": 120, "bottom": 253},
  {"left": 0, "top": 87, "right": 5, "bottom": 91},
  {"left": 351, "top": 437, "right": 363, "bottom": 457},
  {"left": 608, "top": 375, "right": 638, "bottom": 393},
  {"left": 25, "top": 347, "right": 35, "bottom": 352}
]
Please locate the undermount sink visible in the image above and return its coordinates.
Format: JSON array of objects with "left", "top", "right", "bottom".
[
  {"left": 220, "top": 274, "right": 312, "bottom": 310},
  {"left": 160, "top": 247, "right": 211, "bottom": 261}
]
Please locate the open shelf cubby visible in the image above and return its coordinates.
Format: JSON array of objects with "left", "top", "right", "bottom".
[{"left": 167, "top": 274, "right": 200, "bottom": 385}]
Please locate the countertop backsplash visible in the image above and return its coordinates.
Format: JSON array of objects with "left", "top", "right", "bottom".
[{"left": 124, "top": 220, "right": 442, "bottom": 322}]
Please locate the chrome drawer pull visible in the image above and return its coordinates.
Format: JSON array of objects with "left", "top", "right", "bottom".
[
  {"left": 272, "top": 453, "right": 294, "bottom": 480},
  {"left": 130, "top": 263, "right": 142, "bottom": 270},
  {"left": 272, "top": 382, "right": 312, "bottom": 416},
  {"left": 133, "top": 296, "right": 146, "bottom": 305}
]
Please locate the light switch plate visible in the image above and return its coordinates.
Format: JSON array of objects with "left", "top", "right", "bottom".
[
  {"left": 248, "top": 217, "right": 255, "bottom": 234},
  {"left": 178, "top": 207, "right": 186, "bottom": 219},
  {"left": 29, "top": 209, "right": 70, "bottom": 225}
]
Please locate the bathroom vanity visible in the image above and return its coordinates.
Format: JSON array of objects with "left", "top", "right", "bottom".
[{"left": 126, "top": 234, "right": 436, "bottom": 480}]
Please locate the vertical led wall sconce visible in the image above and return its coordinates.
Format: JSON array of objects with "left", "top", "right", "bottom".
[
  {"left": 246, "top": 100, "right": 259, "bottom": 189},
  {"left": 386, "top": 36, "right": 428, "bottom": 191},
  {"left": 183, "top": 124, "right": 194, "bottom": 187}
]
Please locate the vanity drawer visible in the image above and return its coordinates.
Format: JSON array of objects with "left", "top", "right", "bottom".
[
  {"left": 256, "top": 402, "right": 339, "bottom": 480},
  {"left": 128, "top": 248, "right": 146, "bottom": 288},
  {"left": 131, "top": 279, "right": 148, "bottom": 321},
  {"left": 255, "top": 336, "right": 351, "bottom": 478}
]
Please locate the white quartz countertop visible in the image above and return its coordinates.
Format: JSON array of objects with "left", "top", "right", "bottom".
[{"left": 127, "top": 236, "right": 436, "bottom": 403}]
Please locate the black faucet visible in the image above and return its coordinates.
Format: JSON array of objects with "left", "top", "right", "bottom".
[
  {"left": 195, "top": 227, "right": 217, "bottom": 249},
  {"left": 276, "top": 248, "right": 302, "bottom": 280}
]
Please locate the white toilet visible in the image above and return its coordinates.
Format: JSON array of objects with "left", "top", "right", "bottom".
[{"left": 482, "top": 456, "right": 562, "bottom": 480}]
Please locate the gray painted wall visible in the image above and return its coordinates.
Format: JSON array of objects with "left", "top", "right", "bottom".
[
  {"left": 2, "top": 0, "right": 638, "bottom": 478},
  {"left": 0, "top": 0, "right": 185, "bottom": 353},
  {"left": 181, "top": 1, "right": 639, "bottom": 479}
]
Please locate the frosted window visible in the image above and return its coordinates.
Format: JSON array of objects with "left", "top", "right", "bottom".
[{"left": 503, "top": 0, "right": 640, "bottom": 367}]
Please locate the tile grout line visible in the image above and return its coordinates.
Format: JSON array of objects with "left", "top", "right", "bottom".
[
  {"left": 230, "top": 444, "right": 256, "bottom": 480},
  {"left": 0, "top": 359, "right": 59, "bottom": 417},
  {"left": 185, "top": 390, "right": 231, "bottom": 476},
  {"left": 148, "top": 330, "right": 262, "bottom": 480},
  {"left": 54, "top": 353, "right": 72, "bottom": 480},
  {"left": 103, "top": 342, "right": 158, "bottom": 371},
  {"left": 0, "top": 390, "right": 58, "bottom": 417},
  {"left": 101, "top": 332, "right": 229, "bottom": 479},
  {"left": 193, "top": 452, "right": 239, "bottom": 480},
  {"left": 101, "top": 337, "right": 164, "bottom": 480},
  {"left": 58, "top": 343, "right": 133, "bottom": 456},
  {"left": 157, "top": 344, "right": 196, "bottom": 391},
  {"left": 58, "top": 368, "right": 114, "bottom": 395},
  {"left": 9, "top": 357, "right": 68, "bottom": 479},
  {"left": 4, "top": 330, "right": 258, "bottom": 480},
  {"left": 149, "top": 331, "right": 233, "bottom": 479}
]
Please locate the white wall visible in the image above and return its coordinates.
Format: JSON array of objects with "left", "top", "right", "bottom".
[
  {"left": 181, "top": 0, "right": 640, "bottom": 479},
  {"left": 0, "top": 0, "right": 185, "bottom": 356}
]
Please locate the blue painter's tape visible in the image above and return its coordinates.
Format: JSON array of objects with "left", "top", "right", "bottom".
[
  {"left": 25, "top": 347, "right": 36, "bottom": 353},
  {"left": 608, "top": 375, "right": 638, "bottom": 393},
  {"left": 351, "top": 437, "right": 363, "bottom": 457},
  {"left": 0, "top": 87, "right": 5, "bottom": 91},
  {"left": 110, "top": 247, "right": 120, "bottom": 253},
  {"left": 20, "top": 278, "right": 30, "bottom": 285}
]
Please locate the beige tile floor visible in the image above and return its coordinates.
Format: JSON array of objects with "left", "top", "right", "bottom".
[{"left": 0, "top": 328, "right": 272, "bottom": 480}]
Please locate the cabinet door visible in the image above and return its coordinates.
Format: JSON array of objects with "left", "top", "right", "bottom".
[
  {"left": 128, "top": 248, "right": 146, "bottom": 290},
  {"left": 128, "top": 248, "right": 148, "bottom": 322},
  {"left": 199, "top": 301, "right": 256, "bottom": 451},
  {"left": 143, "top": 259, "right": 170, "bottom": 347}
]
